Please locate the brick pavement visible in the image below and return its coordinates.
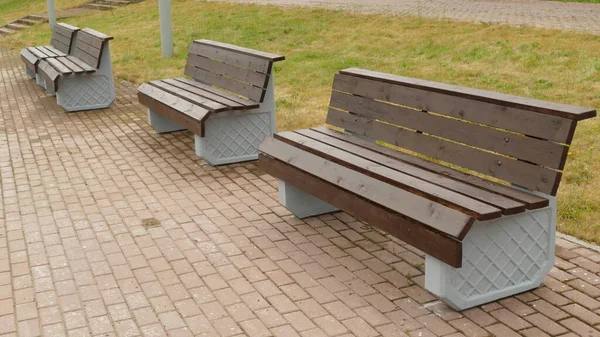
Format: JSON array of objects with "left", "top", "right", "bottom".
[
  {"left": 1, "top": 46, "right": 600, "bottom": 336},
  {"left": 213, "top": 0, "right": 600, "bottom": 35}
]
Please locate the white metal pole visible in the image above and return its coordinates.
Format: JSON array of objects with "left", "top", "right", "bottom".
[
  {"left": 46, "top": 0, "right": 56, "bottom": 28},
  {"left": 158, "top": 0, "right": 174, "bottom": 58}
]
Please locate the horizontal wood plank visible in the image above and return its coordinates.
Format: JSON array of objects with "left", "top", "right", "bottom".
[
  {"left": 327, "top": 109, "right": 561, "bottom": 195},
  {"left": 55, "top": 23, "right": 79, "bottom": 35},
  {"left": 259, "top": 149, "right": 464, "bottom": 268},
  {"left": 149, "top": 80, "right": 229, "bottom": 112},
  {"left": 56, "top": 57, "right": 85, "bottom": 74},
  {"left": 138, "top": 83, "right": 211, "bottom": 136},
  {"left": 259, "top": 137, "right": 474, "bottom": 239},
  {"left": 194, "top": 39, "right": 284, "bottom": 62},
  {"left": 333, "top": 73, "right": 575, "bottom": 143},
  {"left": 275, "top": 131, "right": 503, "bottom": 222},
  {"left": 187, "top": 54, "right": 269, "bottom": 88},
  {"left": 51, "top": 32, "right": 71, "bottom": 48},
  {"left": 66, "top": 56, "right": 96, "bottom": 73},
  {"left": 184, "top": 65, "right": 265, "bottom": 102},
  {"left": 162, "top": 79, "right": 245, "bottom": 110},
  {"left": 296, "top": 128, "right": 526, "bottom": 215},
  {"left": 174, "top": 78, "right": 258, "bottom": 108},
  {"left": 189, "top": 41, "right": 272, "bottom": 74},
  {"left": 46, "top": 57, "right": 73, "bottom": 75},
  {"left": 81, "top": 28, "right": 114, "bottom": 41},
  {"left": 30, "top": 47, "right": 52, "bottom": 58},
  {"left": 313, "top": 126, "right": 549, "bottom": 209},
  {"left": 330, "top": 91, "right": 569, "bottom": 169},
  {"left": 44, "top": 46, "right": 67, "bottom": 57},
  {"left": 50, "top": 39, "right": 70, "bottom": 54},
  {"left": 340, "top": 68, "right": 596, "bottom": 121}
]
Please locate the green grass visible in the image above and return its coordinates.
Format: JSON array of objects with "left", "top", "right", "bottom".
[{"left": 3, "top": 0, "right": 600, "bottom": 243}]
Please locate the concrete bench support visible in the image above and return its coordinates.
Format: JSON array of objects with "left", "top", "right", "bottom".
[
  {"left": 425, "top": 193, "right": 556, "bottom": 310},
  {"left": 278, "top": 180, "right": 338, "bottom": 219},
  {"left": 195, "top": 75, "right": 277, "bottom": 166},
  {"left": 56, "top": 44, "right": 116, "bottom": 112}
]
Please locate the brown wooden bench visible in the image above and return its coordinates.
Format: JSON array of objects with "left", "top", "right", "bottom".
[
  {"left": 20, "top": 23, "right": 80, "bottom": 80},
  {"left": 259, "top": 68, "right": 596, "bottom": 310},
  {"left": 36, "top": 28, "right": 116, "bottom": 112},
  {"left": 137, "top": 39, "right": 285, "bottom": 166}
]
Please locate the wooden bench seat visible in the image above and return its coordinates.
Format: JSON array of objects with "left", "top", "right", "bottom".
[
  {"left": 138, "top": 39, "right": 284, "bottom": 166},
  {"left": 259, "top": 68, "right": 596, "bottom": 310},
  {"left": 36, "top": 28, "right": 116, "bottom": 112},
  {"left": 20, "top": 23, "right": 80, "bottom": 80}
]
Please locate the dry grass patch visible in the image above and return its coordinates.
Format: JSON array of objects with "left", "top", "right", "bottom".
[
  {"left": 0, "top": 0, "right": 89, "bottom": 25},
  {"left": 3, "top": 0, "right": 600, "bottom": 243}
]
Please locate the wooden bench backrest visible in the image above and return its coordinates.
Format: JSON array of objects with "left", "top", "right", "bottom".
[
  {"left": 328, "top": 68, "right": 596, "bottom": 196},
  {"left": 51, "top": 23, "right": 80, "bottom": 54},
  {"left": 184, "top": 40, "right": 285, "bottom": 103},
  {"left": 73, "top": 28, "right": 114, "bottom": 69}
]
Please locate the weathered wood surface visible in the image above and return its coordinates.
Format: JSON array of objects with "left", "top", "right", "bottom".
[
  {"left": 138, "top": 83, "right": 210, "bottom": 136},
  {"left": 259, "top": 142, "right": 464, "bottom": 268},
  {"left": 260, "top": 137, "right": 475, "bottom": 239},
  {"left": 314, "top": 126, "right": 549, "bottom": 209},
  {"left": 295, "top": 128, "right": 527, "bottom": 215},
  {"left": 340, "top": 68, "right": 597, "bottom": 121},
  {"left": 327, "top": 108, "right": 561, "bottom": 195}
]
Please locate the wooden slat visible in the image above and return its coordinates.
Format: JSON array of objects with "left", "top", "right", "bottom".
[
  {"left": 56, "top": 57, "right": 85, "bottom": 74},
  {"left": 174, "top": 78, "right": 258, "bottom": 108},
  {"left": 184, "top": 65, "right": 265, "bottom": 102},
  {"left": 314, "top": 126, "right": 549, "bottom": 209},
  {"left": 341, "top": 68, "right": 597, "bottom": 121},
  {"left": 74, "top": 48, "right": 100, "bottom": 69},
  {"left": 189, "top": 41, "right": 272, "bottom": 74},
  {"left": 330, "top": 91, "right": 569, "bottom": 169},
  {"left": 76, "top": 31, "right": 105, "bottom": 49},
  {"left": 327, "top": 109, "right": 562, "bottom": 195},
  {"left": 46, "top": 57, "right": 73, "bottom": 75},
  {"left": 138, "top": 83, "right": 210, "bottom": 136},
  {"left": 275, "top": 131, "right": 503, "bottom": 221},
  {"left": 260, "top": 137, "right": 474, "bottom": 238},
  {"left": 333, "top": 73, "right": 576, "bottom": 143},
  {"left": 50, "top": 39, "right": 70, "bottom": 54},
  {"left": 44, "top": 46, "right": 67, "bottom": 57},
  {"left": 66, "top": 56, "right": 96, "bottom": 73},
  {"left": 148, "top": 80, "right": 228, "bottom": 112},
  {"left": 259, "top": 145, "right": 464, "bottom": 268},
  {"left": 187, "top": 54, "right": 269, "bottom": 88},
  {"left": 20, "top": 49, "right": 39, "bottom": 67},
  {"left": 26, "top": 47, "right": 46, "bottom": 59},
  {"left": 38, "top": 60, "right": 60, "bottom": 91},
  {"left": 51, "top": 33, "right": 71, "bottom": 48},
  {"left": 38, "top": 46, "right": 59, "bottom": 57},
  {"left": 194, "top": 39, "right": 284, "bottom": 62},
  {"left": 295, "top": 129, "right": 527, "bottom": 215},
  {"left": 162, "top": 79, "right": 245, "bottom": 110},
  {"left": 31, "top": 47, "right": 52, "bottom": 58},
  {"left": 81, "top": 28, "right": 113, "bottom": 41},
  {"left": 53, "top": 23, "right": 77, "bottom": 38}
]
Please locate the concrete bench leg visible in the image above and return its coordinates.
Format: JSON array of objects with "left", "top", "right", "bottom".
[
  {"left": 25, "top": 66, "right": 36, "bottom": 79},
  {"left": 425, "top": 193, "right": 556, "bottom": 310},
  {"left": 148, "top": 109, "right": 185, "bottom": 133},
  {"left": 195, "top": 74, "right": 278, "bottom": 166},
  {"left": 278, "top": 180, "right": 338, "bottom": 218},
  {"left": 55, "top": 45, "right": 115, "bottom": 112}
]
